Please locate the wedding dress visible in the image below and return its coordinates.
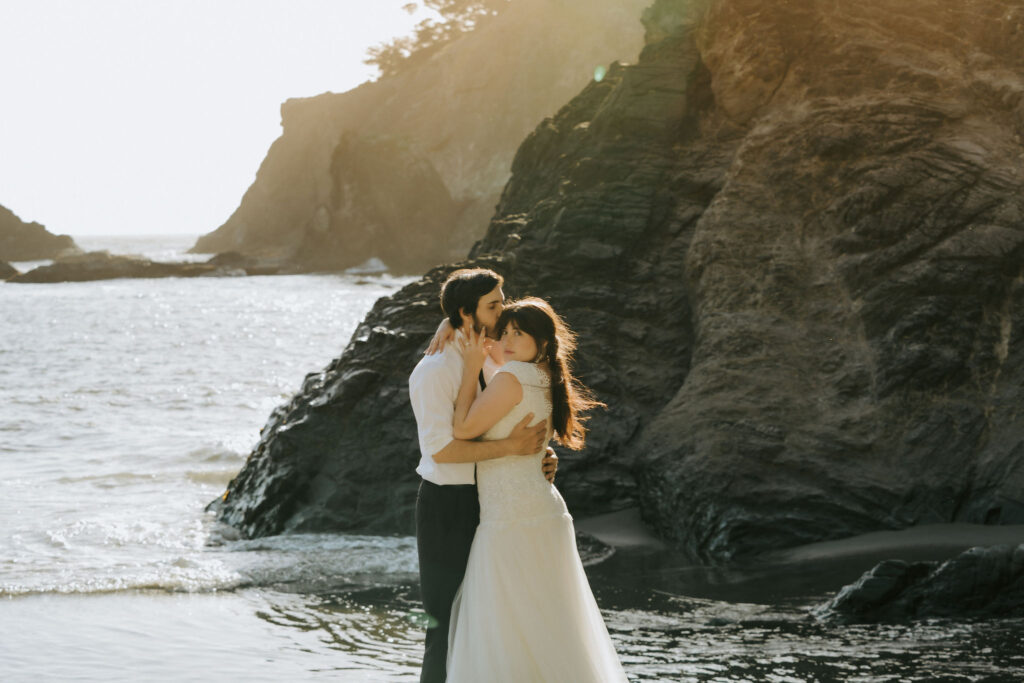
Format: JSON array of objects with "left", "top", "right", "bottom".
[{"left": 446, "top": 361, "right": 627, "bottom": 682}]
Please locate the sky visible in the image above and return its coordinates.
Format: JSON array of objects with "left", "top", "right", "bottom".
[{"left": 0, "top": 0, "right": 431, "bottom": 237}]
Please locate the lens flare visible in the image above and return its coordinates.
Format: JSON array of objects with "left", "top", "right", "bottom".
[
  {"left": 594, "top": 65, "right": 607, "bottom": 82},
  {"left": 407, "top": 610, "right": 438, "bottom": 629}
]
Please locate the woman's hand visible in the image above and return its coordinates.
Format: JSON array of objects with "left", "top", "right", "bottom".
[
  {"left": 458, "top": 315, "right": 492, "bottom": 372},
  {"left": 425, "top": 318, "right": 455, "bottom": 355}
]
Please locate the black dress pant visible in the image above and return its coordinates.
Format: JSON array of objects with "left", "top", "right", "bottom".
[{"left": 416, "top": 479, "right": 480, "bottom": 683}]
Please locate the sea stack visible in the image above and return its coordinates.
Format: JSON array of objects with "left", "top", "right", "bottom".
[
  {"left": 213, "top": 0, "right": 1024, "bottom": 563},
  {"left": 190, "top": 0, "right": 650, "bottom": 273}
]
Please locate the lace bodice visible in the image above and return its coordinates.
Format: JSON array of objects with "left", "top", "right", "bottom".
[{"left": 476, "top": 361, "right": 567, "bottom": 524}]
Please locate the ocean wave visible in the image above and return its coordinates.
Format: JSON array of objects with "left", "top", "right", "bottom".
[
  {"left": 0, "top": 559, "right": 246, "bottom": 598},
  {"left": 2, "top": 532, "right": 419, "bottom": 599}
]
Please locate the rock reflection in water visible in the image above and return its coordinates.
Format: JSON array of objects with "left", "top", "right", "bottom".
[
  {"left": 251, "top": 581, "right": 1024, "bottom": 682},
  {"left": 604, "top": 595, "right": 1024, "bottom": 681}
]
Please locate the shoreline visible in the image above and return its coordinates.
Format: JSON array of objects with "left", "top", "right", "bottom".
[{"left": 581, "top": 511, "right": 1024, "bottom": 604}]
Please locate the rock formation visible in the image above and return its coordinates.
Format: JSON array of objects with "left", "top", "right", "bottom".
[
  {"left": 213, "top": 0, "right": 1024, "bottom": 563},
  {"left": 9, "top": 251, "right": 282, "bottom": 283},
  {"left": 190, "top": 0, "right": 649, "bottom": 272},
  {"left": 816, "top": 544, "right": 1024, "bottom": 622},
  {"left": 0, "top": 261, "right": 18, "bottom": 280},
  {"left": 0, "top": 203, "right": 79, "bottom": 261}
]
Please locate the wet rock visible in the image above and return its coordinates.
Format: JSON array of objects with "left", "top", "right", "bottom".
[
  {"left": 576, "top": 531, "right": 616, "bottom": 567},
  {"left": 816, "top": 545, "right": 1024, "bottom": 622},
  {"left": 214, "top": 0, "right": 1024, "bottom": 563},
  {"left": 0, "top": 203, "right": 79, "bottom": 261}
]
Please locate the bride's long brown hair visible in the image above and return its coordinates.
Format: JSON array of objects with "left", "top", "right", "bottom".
[{"left": 496, "top": 298, "right": 604, "bottom": 450}]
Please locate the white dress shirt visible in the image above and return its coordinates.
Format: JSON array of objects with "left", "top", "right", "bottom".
[{"left": 409, "top": 331, "right": 501, "bottom": 485}]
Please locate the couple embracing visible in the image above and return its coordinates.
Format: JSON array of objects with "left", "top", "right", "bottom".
[{"left": 409, "top": 268, "right": 627, "bottom": 682}]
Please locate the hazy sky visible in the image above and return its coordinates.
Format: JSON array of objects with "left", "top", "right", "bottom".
[{"left": 0, "top": 1, "right": 430, "bottom": 237}]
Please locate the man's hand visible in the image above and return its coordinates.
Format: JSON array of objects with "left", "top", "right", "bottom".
[
  {"left": 506, "top": 413, "right": 547, "bottom": 456},
  {"left": 425, "top": 318, "right": 455, "bottom": 355},
  {"left": 542, "top": 447, "right": 558, "bottom": 484}
]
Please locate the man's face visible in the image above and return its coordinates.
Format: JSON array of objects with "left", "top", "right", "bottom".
[{"left": 472, "top": 285, "right": 504, "bottom": 337}]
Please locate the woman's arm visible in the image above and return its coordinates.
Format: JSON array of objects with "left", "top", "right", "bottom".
[
  {"left": 424, "top": 318, "right": 455, "bottom": 355},
  {"left": 433, "top": 413, "right": 547, "bottom": 463},
  {"left": 452, "top": 325, "right": 523, "bottom": 440},
  {"left": 454, "top": 373, "right": 523, "bottom": 440}
]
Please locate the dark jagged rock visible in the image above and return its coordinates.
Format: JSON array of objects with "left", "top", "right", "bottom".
[
  {"left": 633, "top": 0, "right": 1024, "bottom": 562},
  {"left": 210, "top": 270, "right": 471, "bottom": 536},
  {"left": 0, "top": 261, "right": 18, "bottom": 280},
  {"left": 0, "top": 204, "right": 79, "bottom": 261},
  {"left": 213, "top": 0, "right": 1024, "bottom": 564},
  {"left": 191, "top": 0, "right": 649, "bottom": 273},
  {"left": 816, "top": 545, "right": 1024, "bottom": 623}
]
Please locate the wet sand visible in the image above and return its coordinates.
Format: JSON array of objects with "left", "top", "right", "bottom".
[{"left": 579, "top": 509, "right": 1024, "bottom": 604}]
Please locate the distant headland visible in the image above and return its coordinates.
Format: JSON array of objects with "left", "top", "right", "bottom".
[{"left": 0, "top": 202, "right": 79, "bottom": 264}]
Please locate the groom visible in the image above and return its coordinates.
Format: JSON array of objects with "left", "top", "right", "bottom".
[{"left": 409, "top": 267, "right": 557, "bottom": 683}]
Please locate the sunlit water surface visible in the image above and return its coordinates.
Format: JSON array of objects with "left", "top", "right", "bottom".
[{"left": 2, "top": 236, "right": 1022, "bottom": 681}]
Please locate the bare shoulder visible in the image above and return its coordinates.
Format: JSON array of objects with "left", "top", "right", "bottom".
[
  {"left": 489, "top": 370, "right": 522, "bottom": 388},
  {"left": 487, "top": 369, "right": 524, "bottom": 401}
]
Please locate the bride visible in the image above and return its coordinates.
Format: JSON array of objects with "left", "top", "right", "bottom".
[{"left": 440, "top": 297, "right": 627, "bottom": 682}]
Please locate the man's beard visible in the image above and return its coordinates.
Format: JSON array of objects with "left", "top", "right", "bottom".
[{"left": 472, "top": 314, "right": 498, "bottom": 339}]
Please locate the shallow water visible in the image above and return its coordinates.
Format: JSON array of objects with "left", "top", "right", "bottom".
[
  {"left": 1, "top": 238, "right": 415, "bottom": 598},
  {"left": 5, "top": 576, "right": 1023, "bottom": 681},
  {"left": 2, "top": 235, "right": 1022, "bottom": 681}
]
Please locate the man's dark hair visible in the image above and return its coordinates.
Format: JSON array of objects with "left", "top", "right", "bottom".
[{"left": 440, "top": 268, "right": 503, "bottom": 328}]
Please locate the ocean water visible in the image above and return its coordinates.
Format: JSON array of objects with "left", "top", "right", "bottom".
[{"left": 2, "top": 236, "right": 1022, "bottom": 681}]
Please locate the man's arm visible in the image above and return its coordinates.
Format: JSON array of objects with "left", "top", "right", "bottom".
[{"left": 434, "top": 414, "right": 547, "bottom": 464}]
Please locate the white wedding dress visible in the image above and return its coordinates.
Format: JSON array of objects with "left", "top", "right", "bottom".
[{"left": 446, "top": 361, "right": 627, "bottom": 682}]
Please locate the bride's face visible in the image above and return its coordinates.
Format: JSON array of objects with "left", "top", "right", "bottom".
[{"left": 500, "top": 322, "right": 540, "bottom": 362}]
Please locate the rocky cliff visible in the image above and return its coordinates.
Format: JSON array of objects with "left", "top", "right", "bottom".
[
  {"left": 213, "top": 0, "right": 1024, "bottom": 563},
  {"left": 0, "top": 204, "right": 78, "bottom": 261},
  {"left": 191, "top": 0, "right": 649, "bottom": 272}
]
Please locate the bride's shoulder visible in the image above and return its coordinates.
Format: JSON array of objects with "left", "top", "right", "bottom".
[{"left": 497, "top": 361, "right": 549, "bottom": 386}]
